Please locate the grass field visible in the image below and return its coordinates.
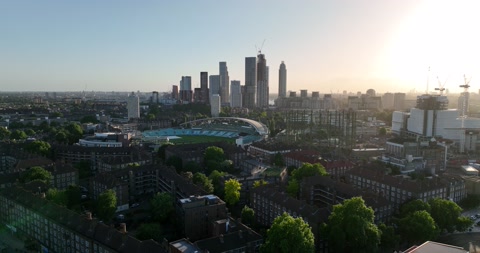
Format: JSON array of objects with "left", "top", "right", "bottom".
[{"left": 168, "top": 135, "right": 235, "bottom": 145}]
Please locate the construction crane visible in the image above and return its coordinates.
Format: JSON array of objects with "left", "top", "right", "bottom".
[
  {"left": 460, "top": 74, "right": 471, "bottom": 92},
  {"left": 435, "top": 76, "right": 447, "bottom": 95},
  {"left": 255, "top": 39, "right": 266, "bottom": 55}
]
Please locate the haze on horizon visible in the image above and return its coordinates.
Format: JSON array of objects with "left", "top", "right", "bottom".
[{"left": 1, "top": 0, "right": 478, "bottom": 94}]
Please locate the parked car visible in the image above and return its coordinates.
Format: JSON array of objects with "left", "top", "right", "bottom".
[{"left": 131, "top": 203, "right": 140, "bottom": 208}]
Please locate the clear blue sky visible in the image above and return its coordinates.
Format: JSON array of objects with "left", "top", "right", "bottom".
[{"left": 1, "top": 0, "right": 478, "bottom": 94}]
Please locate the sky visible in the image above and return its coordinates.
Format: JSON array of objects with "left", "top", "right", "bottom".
[{"left": 1, "top": 0, "right": 479, "bottom": 94}]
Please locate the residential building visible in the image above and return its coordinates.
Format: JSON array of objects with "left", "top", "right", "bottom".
[
  {"left": 199, "top": 71, "right": 209, "bottom": 104},
  {"left": 177, "top": 195, "right": 227, "bottom": 241},
  {"left": 244, "top": 57, "right": 257, "bottom": 109},
  {"left": 278, "top": 61, "right": 287, "bottom": 98},
  {"left": 300, "top": 175, "right": 393, "bottom": 223},
  {"left": 393, "top": 92, "right": 406, "bottom": 111},
  {"left": 230, "top": 80, "right": 242, "bottom": 108},
  {"left": 127, "top": 92, "right": 140, "bottom": 119},
  {"left": 0, "top": 187, "right": 166, "bottom": 253},
  {"left": 382, "top": 92, "right": 394, "bottom": 110},
  {"left": 172, "top": 85, "right": 179, "bottom": 100},
  {"left": 90, "top": 173, "right": 129, "bottom": 212},
  {"left": 250, "top": 186, "right": 330, "bottom": 251},
  {"left": 219, "top": 62, "right": 230, "bottom": 105}
]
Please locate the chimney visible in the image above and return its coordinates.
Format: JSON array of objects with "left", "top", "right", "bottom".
[
  {"left": 86, "top": 212, "right": 93, "bottom": 220},
  {"left": 119, "top": 223, "right": 127, "bottom": 234},
  {"left": 219, "top": 234, "right": 224, "bottom": 244}
]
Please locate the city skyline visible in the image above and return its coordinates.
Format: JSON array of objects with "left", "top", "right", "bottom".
[{"left": 1, "top": 0, "right": 478, "bottom": 94}]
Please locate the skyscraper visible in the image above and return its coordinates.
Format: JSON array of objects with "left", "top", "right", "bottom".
[
  {"left": 244, "top": 57, "right": 257, "bottom": 108},
  {"left": 256, "top": 54, "right": 269, "bottom": 108},
  {"left": 127, "top": 92, "right": 140, "bottom": 119},
  {"left": 199, "top": 71, "right": 209, "bottom": 104},
  {"left": 179, "top": 76, "right": 192, "bottom": 102},
  {"left": 219, "top": 62, "right": 230, "bottom": 105},
  {"left": 209, "top": 75, "right": 220, "bottom": 104},
  {"left": 230, "top": 80, "right": 242, "bottom": 108},
  {"left": 279, "top": 61, "right": 287, "bottom": 98}
]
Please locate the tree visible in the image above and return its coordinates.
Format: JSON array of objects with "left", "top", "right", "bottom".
[
  {"left": 0, "top": 126, "right": 10, "bottom": 139},
  {"left": 150, "top": 192, "right": 174, "bottom": 223},
  {"left": 253, "top": 179, "right": 268, "bottom": 188},
  {"left": 378, "top": 127, "right": 387, "bottom": 136},
  {"left": 55, "top": 130, "right": 69, "bottom": 144},
  {"left": 286, "top": 179, "right": 299, "bottom": 198},
  {"left": 25, "top": 140, "right": 51, "bottom": 157},
  {"left": 192, "top": 172, "right": 214, "bottom": 194},
  {"left": 378, "top": 223, "right": 399, "bottom": 252},
  {"left": 46, "top": 188, "right": 68, "bottom": 206},
  {"left": 204, "top": 146, "right": 225, "bottom": 163},
  {"left": 399, "top": 199, "right": 430, "bottom": 218},
  {"left": 65, "top": 122, "right": 83, "bottom": 144},
  {"left": 10, "top": 130, "right": 27, "bottom": 140},
  {"left": 96, "top": 189, "right": 117, "bottom": 221},
  {"left": 65, "top": 185, "right": 81, "bottom": 209},
  {"left": 80, "top": 115, "right": 99, "bottom": 124},
  {"left": 456, "top": 216, "right": 474, "bottom": 232},
  {"left": 184, "top": 160, "right": 202, "bottom": 173},
  {"left": 166, "top": 155, "right": 183, "bottom": 172},
  {"left": 272, "top": 153, "right": 285, "bottom": 167},
  {"left": 261, "top": 212, "right": 315, "bottom": 253},
  {"left": 136, "top": 223, "right": 163, "bottom": 242},
  {"left": 323, "top": 197, "right": 380, "bottom": 253},
  {"left": 241, "top": 205, "right": 255, "bottom": 226},
  {"left": 224, "top": 178, "right": 241, "bottom": 206},
  {"left": 209, "top": 170, "right": 226, "bottom": 197},
  {"left": 25, "top": 128, "right": 36, "bottom": 136},
  {"left": 291, "top": 163, "right": 328, "bottom": 181},
  {"left": 428, "top": 198, "right": 463, "bottom": 233},
  {"left": 20, "top": 166, "right": 53, "bottom": 185},
  {"left": 398, "top": 210, "right": 439, "bottom": 244}
]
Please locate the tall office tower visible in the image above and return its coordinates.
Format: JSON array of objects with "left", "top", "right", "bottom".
[
  {"left": 199, "top": 71, "right": 209, "bottom": 104},
  {"left": 211, "top": 94, "right": 221, "bottom": 117},
  {"left": 172, "top": 85, "right": 179, "bottom": 100},
  {"left": 244, "top": 57, "right": 257, "bottom": 108},
  {"left": 219, "top": 62, "right": 230, "bottom": 104},
  {"left": 256, "top": 54, "right": 269, "bottom": 108},
  {"left": 230, "top": 80, "right": 242, "bottom": 108},
  {"left": 209, "top": 75, "right": 220, "bottom": 104},
  {"left": 458, "top": 92, "right": 470, "bottom": 117},
  {"left": 278, "top": 61, "right": 287, "bottom": 98},
  {"left": 393, "top": 93, "right": 406, "bottom": 111},
  {"left": 179, "top": 76, "right": 192, "bottom": 102},
  {"left": 382, "top": 92, "right": 394, "bottom": 110},
  {"left": 127, "top": 92, "right": 140, "bottom": 119}
]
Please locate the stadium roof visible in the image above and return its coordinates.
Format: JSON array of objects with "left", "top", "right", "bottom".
[{"left": 182, "top": 117, "right": 269, "bottom": 136}]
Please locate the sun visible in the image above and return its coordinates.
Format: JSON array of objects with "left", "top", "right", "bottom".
[{"left": 379, "top": 0, "right": 479, "bottom": 93}]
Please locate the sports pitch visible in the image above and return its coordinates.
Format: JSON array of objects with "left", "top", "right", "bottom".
[{"left": 167, "top": 135, "right": 235, "bottom": 144}]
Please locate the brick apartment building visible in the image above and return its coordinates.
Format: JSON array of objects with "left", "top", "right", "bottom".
[
  {"left": 301, "top": 175, "right": 393, "bottom": 223},
  {"left": 0, "top": 187, "right": 166, "bottom": 253}
]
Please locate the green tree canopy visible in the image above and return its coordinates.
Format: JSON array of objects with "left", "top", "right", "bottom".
[
  {"left": 65, "top": 122, "right": 83, "bottom": 144},
  {"left": 192, "top": 172, "right": 214, "bottom": 194},
  {"left": 291, "top": 163, "right": 328, "bottom": 181},
  {"left": 166, "top": 155, "right": 183, "bottom": 172},
  {"left": 46, "top": 188, "right": 68, "bottom": 206},
  {"left": 286, "top": 179, "right": 299, "bottom": 198},
  {"left": 241, "top": 205, "right": 255, "bottom": 226},
  {"left": 10, "top": 130, "right": 27, "bottom": 140},
  {"left": 261, "top": 212, "right": 315, "bottom": 253},
  {"left": 224, "top": 178, "right": 241, "bottom": 206},
  {"left": 20, "top": 166, "right": 53, "bottom": 185},
  {"left": 65, "top": 185, "right": 81, "bottom": 209},
  {"left": 25, "top": 128, "right": 36, "bottom": 136},
  {"left": 184, "top": 160, "right": 202, "bottom": 174},
  {"left": 96, "top": 189, "right": 117, "bottom": 221},
  {"left": 136, "top": 223, "right": 164, "bottom": 242},
  {"left": 456, "top": 216, "right": 474, "bottom": 232},
  {"left": 209, "top": 170, "right": 226, "bottom": 197},
  {"left": 204, "top": 146, "right": 225, "bottom": 163},
  {"left": 399, "top": 199, "right": 431, "bottom": 218},
  {"left": 253, "top": 179, "right": 268, "bottom": 188},
  {"left": 150, "top": 192, "right": 174, "bottom": 223},
  {"left": 0, "top": 126, "right": 10, "bottom": 139},
  {"left": 80, "top": 115, "right": 99, "bottom": 124},
  {"left": 428, "top": 198, "right": 463, "bottom": 233},
  {"left": 398, "top": 210, "right": 439, "bottom": 244},
  {"left": 378, "top": 223, "right": 400, "bottom": 252},
  {"left": 323, "top": 197, "right": 380, "bottom": 253},
  {"left": 25, "top": 140, "right": 51, "bottom": 157}
]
